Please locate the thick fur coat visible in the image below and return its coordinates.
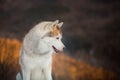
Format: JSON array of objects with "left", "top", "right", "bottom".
[{"left": 16, "top": 20, "right": 65, "bottom": 80}]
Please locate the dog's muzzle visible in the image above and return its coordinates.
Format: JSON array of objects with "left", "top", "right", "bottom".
[{"left": 52, "top": 45, "right": 63, "bottom": 54}]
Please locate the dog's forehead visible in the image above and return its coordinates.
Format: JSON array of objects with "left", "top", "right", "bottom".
[
  {"left": 53, "top": 25, "right": 60, "bottom": 31},
  {"left": 50, "top": 26, "right": 62, "bottom": 36}
]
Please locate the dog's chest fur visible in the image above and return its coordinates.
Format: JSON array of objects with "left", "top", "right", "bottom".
[{"left": 20, "top": 49, "right": 52, "bottom": 69}]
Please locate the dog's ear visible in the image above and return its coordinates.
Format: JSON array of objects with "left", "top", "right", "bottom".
[
  {"left": 51, "top": 20, "right": 59, "bottom": 27},
  {"left": 54, "top": 20, "right": 59, "bottom": 23},
  {"left": 58, "top": 22, "right": 63, "bottom": 28},
  {"left": 45, "top": 20, "right": 58, "bottom": 30}
]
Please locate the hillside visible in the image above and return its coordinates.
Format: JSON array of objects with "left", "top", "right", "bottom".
[{"left": 0, "top": 38, "right": 119, "bottom": 80}]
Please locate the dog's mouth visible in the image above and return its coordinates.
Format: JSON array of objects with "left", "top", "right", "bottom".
[{"left": 52, "top": 46, "right": 61, "bottom": 54}]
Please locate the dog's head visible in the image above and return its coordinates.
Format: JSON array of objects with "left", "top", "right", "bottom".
[{"left": 42, "top": 20, "right": 65, "bottom": 54}]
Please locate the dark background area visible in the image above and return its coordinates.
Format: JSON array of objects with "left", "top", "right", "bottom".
[{"left": 0, "top": 0, "right": 120, "bottom": 78}]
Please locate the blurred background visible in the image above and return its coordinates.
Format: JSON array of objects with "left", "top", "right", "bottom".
[{"left": 0, "top": 0, "right": 120, "bottom": 80}]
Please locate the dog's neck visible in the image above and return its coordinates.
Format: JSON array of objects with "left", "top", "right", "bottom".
[{"left": 22, "top": 45, "right": 53, "bottom": 58}]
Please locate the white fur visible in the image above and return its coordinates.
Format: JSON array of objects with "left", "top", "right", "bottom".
[{"left": 16, "top": 20, "right": 64, "bottom": 80}]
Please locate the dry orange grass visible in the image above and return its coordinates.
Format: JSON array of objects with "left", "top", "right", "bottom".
[
  {"left": 0, "top": 37, "right": 119, "bottom": 80},
  {"left": 0, "top": 38, "right": 21, "bottom": 80},
  {"left": 52, "top": 54, "right": 119, "bottom": 80}
]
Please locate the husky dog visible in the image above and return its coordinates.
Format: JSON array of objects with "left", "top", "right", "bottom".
[{"left": 16, "top": 20, "right": 65, "bottom": 80}]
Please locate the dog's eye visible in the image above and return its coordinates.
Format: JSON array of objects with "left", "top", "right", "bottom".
[{"left": 56, "top": 37, "right": 59, "bottom": 40}]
